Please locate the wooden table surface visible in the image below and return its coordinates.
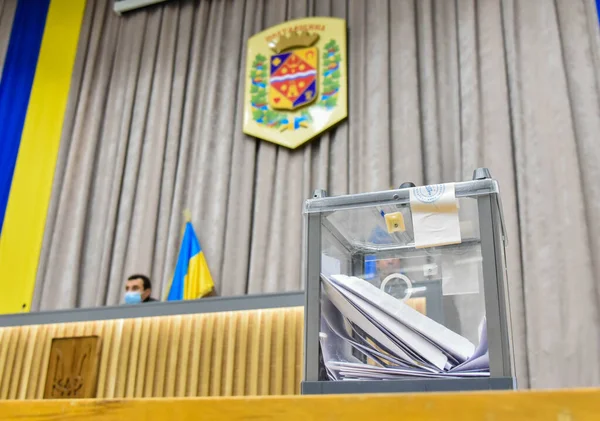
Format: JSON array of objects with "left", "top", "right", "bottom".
[{"left": 0, "top": 388, "right": 597, "bottom": 420}]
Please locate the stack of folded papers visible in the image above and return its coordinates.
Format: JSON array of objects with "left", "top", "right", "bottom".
[{"left": 320, "top": 273, "right": 489, "bottom": 381}]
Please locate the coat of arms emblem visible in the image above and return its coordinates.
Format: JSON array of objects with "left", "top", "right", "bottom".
[{"left": 243, "top": 18, "right": 347, "bottom": 149}]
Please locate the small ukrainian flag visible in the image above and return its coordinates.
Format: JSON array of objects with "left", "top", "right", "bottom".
[{"left": 166, "top": 221, "right": 214, "bottom": 300}]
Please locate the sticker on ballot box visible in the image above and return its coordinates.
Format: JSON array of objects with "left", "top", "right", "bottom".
[
  {"left": 410, "top": 183, "right": 462, "bottom": 249},
  {"left": 441, "top": 249, "right": 481, "bottom": 296}
]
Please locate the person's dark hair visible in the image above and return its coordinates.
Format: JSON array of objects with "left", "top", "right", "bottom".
[{"left": 128, "top": 274, "right": 151, "bottom": 290}]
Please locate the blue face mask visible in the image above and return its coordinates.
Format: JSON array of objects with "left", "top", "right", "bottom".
[{"left": 124, "top": 291, "right": 142, "bottom": 305}]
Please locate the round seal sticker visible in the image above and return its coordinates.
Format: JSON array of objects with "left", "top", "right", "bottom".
[{"left": 413, "top": 184, "right": 445, "bottom": 203}]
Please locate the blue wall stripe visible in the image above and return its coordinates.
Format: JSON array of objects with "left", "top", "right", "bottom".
[{"left": 0, "top": 0, "right": 51, "bottom": 234}]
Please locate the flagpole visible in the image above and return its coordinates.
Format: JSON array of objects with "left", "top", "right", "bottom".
[{"left": 182, "top": 208, "right": 192, "bottom": 232}]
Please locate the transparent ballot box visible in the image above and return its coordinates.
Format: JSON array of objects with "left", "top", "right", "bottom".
[{"left": 302, "top": 168, "right": 515, "bottom": 394}]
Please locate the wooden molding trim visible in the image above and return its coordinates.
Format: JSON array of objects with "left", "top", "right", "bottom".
[{"left": 0, "top": 389, "right": 597, "bottom": 420}]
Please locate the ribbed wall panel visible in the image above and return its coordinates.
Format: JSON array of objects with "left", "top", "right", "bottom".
[{"left": 0, "top": 307, "right": 304, "bottom": 399}]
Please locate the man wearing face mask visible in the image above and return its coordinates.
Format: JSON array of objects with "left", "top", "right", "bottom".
[{"left": 124, "top": 274, "right": 158, "bottom": 304}]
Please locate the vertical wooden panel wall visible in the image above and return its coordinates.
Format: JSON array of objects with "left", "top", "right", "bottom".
[{"left": 0, "top": 307, "right": 304, "bottom": 400}]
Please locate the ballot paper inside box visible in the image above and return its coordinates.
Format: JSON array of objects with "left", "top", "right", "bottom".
[{"left": 302, "top": 168, "right": 516, "bottom": 395}]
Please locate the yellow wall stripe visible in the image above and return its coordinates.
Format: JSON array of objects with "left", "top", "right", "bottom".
[{"left": 0, "top": 0, "right": 86, "bottom": 314}]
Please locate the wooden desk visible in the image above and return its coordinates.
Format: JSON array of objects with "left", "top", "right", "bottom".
[
  {"left": 0, "top": 389, "right": 597, "bottom": 420},
  {"left": 0, "top": 294, "right": 304, "bottom": 399}
]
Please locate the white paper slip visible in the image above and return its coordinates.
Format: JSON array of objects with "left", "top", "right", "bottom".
[
  {"left": 450, "top": 317, "right": 489, "bottom": 373},
  {"left": 410, "top": 183, "right": 462, "bottom": 248},
  {"left": 322, "top": 298, "right": 423, "bottom": 369},
  {"left": 322, "top": 254, "right": 341, "bottom": 276},
  {"left": 330, "top": 274, "right": 476, "bottom": 361},
  {"left": 321, "top": 279, "right": 416, "bottom": 365},
  {"left": 329, "top": 361, "right": 488, "bottom": 379},
  {"left": 441, "top": 249, "right": 481, "bottom": 296},
  {"left": 322, "top": 276, "right": 448, "bottom": 370}
]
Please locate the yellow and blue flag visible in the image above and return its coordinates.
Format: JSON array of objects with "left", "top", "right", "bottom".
[
  {"left": 166, "top": 222, "right": 214, "bottom": 301},
  {"left": 0, "top": 0, "right": 85, "bottom": 314}
]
